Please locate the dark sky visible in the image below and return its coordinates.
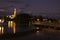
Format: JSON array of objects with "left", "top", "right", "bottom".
[{"left": 0, "top": 0, "right": 60, "bottom": 19}]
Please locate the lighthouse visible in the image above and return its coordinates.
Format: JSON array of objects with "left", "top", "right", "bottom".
[
  {"left": 7, "top": 8, "right": 17, "bottom": 19},
  {"left": 13, "top": 8, "right": 16, "bottom": 17}
]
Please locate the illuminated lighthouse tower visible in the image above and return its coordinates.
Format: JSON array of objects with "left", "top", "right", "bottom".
[
  {"left": 8, "top": 8, "right": 17, "bottom": 19},
  {"left": 13, "top": 8, "right": 16, "bottom": 17}
]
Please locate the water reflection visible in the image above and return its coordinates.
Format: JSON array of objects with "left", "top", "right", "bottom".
[
  {"left": 36, "top": 30, "right": 40, "bottom": 36},
  {"left": 0, "top": 20, "right": 32, "bottom": 34},
  {"left": 36, "top": 31, "right": 39, "bottom": 32},
  {"left": 0, "top": 26, "right": 4, "bottom": 34},
  {"left": 8, "top": 21, "right": 16, "bottom": 34},
  {"left": 36, "top": 27, "right": 39, "bottom": 29}
]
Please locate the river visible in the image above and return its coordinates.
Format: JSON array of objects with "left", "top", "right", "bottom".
[{"left": 0, "top": 20, "right": 60, "bottom": 40}]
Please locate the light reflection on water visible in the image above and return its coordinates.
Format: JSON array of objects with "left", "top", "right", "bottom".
[
  {"left": 0, "top": 20, "right": 33, "bottom": 35},
  {"left": 0, "top": 20, "right": 59, "bottom": 40},
  {"left": 0, "top": 26, "right": 4, "bottom": 34},
  {"left": 8, "top": 21, "right": 16, "bottom": 34},
  {"left": 0, "top": 20, "right": 16, "bottom": 35}
]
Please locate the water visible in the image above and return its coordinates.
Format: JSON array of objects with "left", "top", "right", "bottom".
[
  {"left": 1, "top": 20, "right": 33, "bottom": 34},
  {"left": 0, "top": 20, "right": 60, "bottom": 40}
]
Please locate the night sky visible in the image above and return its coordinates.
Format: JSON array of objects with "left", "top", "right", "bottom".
[{"left": 0, "top": 0, "right": 60, "bottom": 19}]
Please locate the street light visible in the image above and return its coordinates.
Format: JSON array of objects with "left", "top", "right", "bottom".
[{"left": 0, "top": 19, "right": 4, "bottom": 23}]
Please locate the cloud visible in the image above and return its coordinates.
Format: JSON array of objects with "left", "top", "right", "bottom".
[{"left": 3, "top": 0, "right": 25, "bottom": 4}]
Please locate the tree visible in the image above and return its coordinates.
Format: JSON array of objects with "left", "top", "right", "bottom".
[{"left": 15, "top": 13, "right": 31, "bottom": 24}]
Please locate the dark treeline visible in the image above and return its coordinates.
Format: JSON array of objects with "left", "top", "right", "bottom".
[
  {"left": 4, "top": 12, "right": 58, "bottom": 23},
  {"left": 15, "top": 13, "right": 32, "bottom": 24}
]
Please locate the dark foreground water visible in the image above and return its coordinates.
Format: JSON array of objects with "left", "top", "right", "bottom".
[
  {"left": 0, "top": 20, "right": 60, "bottom": 40},
  {"left": 0, "top": 31, "right": 60, "bottom": 40}
]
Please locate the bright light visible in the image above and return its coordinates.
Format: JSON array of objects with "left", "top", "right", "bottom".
[
  {"left": 36, "top": 31, "right": 39, "bottom": 32},
  {"left": 9, "top": 15, "right": 15, "bottom": 19},
  {"left": 37, "top": 19, "right": 40, "bottom": 21},
  {"left": 0, "top": 19, "right": 2, "bottom": 22},
  {"left": 8, "top": 21, "right": 16, "bottom": 34},
  {"left": 13, "top": 23, "right": 16, "bottom": 34},
  {"left": 8, "top": 21, "right": 14, "bottom": 28},
  {"left": 7, "top": 8, "right": 16, "bottom": 19},
  {"left": 36, "top": 27, "right": 39, "bottom": 29},
  {"left": 2, "top": 27, "right": 4, "bottom": 34},
  {"left": 14, "top": 8, "right": 16, "bottom": 16},
  {"left": 7, "top": 16, "right": 9, "bottom": 17},
  {"left": 0, "top": 27, "right": 1, "bottom": 30},
  {"left": 0, "top": 27, "right": 4, "bottom": 34},
  {"left": 2, "top": 19, "right": 4, "bottom": 23},
  {"left": 8, "top": 21, "right": 10, "bottom": 27},
  {"left": 11, "top": 21, "right": 13, "bottom": 23},
  {"left": 0, "top": 19, "right": 4, "bottom": 23}
]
